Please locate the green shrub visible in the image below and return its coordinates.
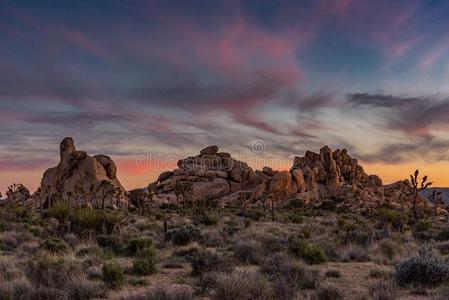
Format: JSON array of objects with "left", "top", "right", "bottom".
[
  {"left": 319, "top": 200, "right": 337, "bottom": 211},
  {"left": 39, "top": 238, "right": 70, "bottom": 254},
  {"left": 102, "top": 263, "right": 125, "bottom": 289},
  {"left": 289, "top": 238, "right": 326, "bottom": 264},
  {"left": 200, "top": 212, "right": 219, "bottom": 226},
  {"left": 70, "top": 209, "right": 103, "bottom": 234},
  {"left": 395, "top": 246, "right": 449, "bottom": 287},
  {"left": 132, "top": 247, "right": 157, "bottom": 275},
  {"left": 379, "top": 240, "right": 400, "bottom": 260},
  {"left": 377, "top": 209, "right": 406, "bottom": 231},
  {"left": 414, "top": 219, "right": 432, "bottom": 232},
  {"left": 167, "top": 224, "right": 201, "bottom": 245},
  {"left": 127, "top": 237, "right": 153, "bottom": 256},
  {"left": 47, "top": 201, "right": 72, "bottom": 223}
]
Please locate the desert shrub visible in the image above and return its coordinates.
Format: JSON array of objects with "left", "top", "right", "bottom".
[
  {"left": 167, "top": 224, "right": 201, "bottom": 246},
  {"left": 102, "top": 262, "right": 125, "bottom": 289},
  {"left": 319, "top": 200, "right": 337, "bottom": 211},
  {"left": 190, "top": 251, "right": 234, "bottom": 276},
  {"left": 200, "top": 229, "right": 225, "bottom": 248},
  {"left": 70, "top": 208, "right": 103, "bottom": 234},
  {"left": 284, "top": 198, "right": 305, "bottom": 209},
  {"left": 65, "top": 279, "right": 106, "bottom": 300},
  {"left": 325, "top": 269, "right": 341, "bottom": 278},
  {"left": 194, "top": 211, "right": 219, "bottom": 226},
  {"left": 395, "top": 246, "right": 449, "bottom": 287},
  {"left": 369, "top": 281, "right": 396, "bottom": 300},
  {"left": 435, "top": 286, "right": 449, "bottom": 300},
  {"left": 379, "top": 240, "right": 400, "bottom": 260},
  {"left": 127, "top": 237, "right": 153, "bottom": 256},
  {"left": 31, "top": 287, "right": 68, "bottom": 299},
  {"left": 414, "top": 219, "right": 432, "bottom": 232},
  {"left": 239, "top": 209, "right": 265, "bottom": 221},
  {"left": 316, "top": 285, "right": 344, "bottom": 300},
  {"left": 369, "top": 269, "right": 391, "bottom": 279},
  {"left": 342, "top": 245, "right": 370, "bottom": 262},
  {"left": 173, "top": 245, "right": 201, "bottom": 260},
  {"left": 259, "top": 234, "right": 285, "bottom": 253},
  {"left": 47, "top": 201, "right": 72, "bottom": 223},
  {"left": 259, "top": 253, "right": 320, "bottom": 291},
  {"left": 377, "top": 208, "right": 406, "bottom": 231},
  {"left": 213, "top": 271, "right": 274, "bottom": 300},
  {"left": 289, "top": 238, "right": 326, "bottom": 264},
  {"left": 0, "top": 232, "right": 18, "bottom": 251},
  {"left": 288, "top": 213, "right": 303, "bottom": 224},
  {"left": 143, "top": 285, "right": 194, "bottom": 300},
  {"left": 436, "top": 229, "right": 449, "bottom": 241},
  {"left": 0, "top": 257, "right": 20, "bottom": 281},
  {"left": 0, "top": 279, "right": 34, "bottom": 300},
  {"left": 233, "top": 239, "right": 263, "bottom": 264},
  {"left": 223, "top": 220, "right": 241, "bottom": 236},
  {"left": 25, "top": 254, "right": 81, "bottom": 289},
  {"left": 132, "top": 247, "right": 157, "bottom": 275},
  {"left": 39, "top": 238, "right": 70, "bottom": 254}
]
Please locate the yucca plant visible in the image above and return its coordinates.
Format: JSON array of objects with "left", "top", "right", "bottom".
[{"left": 102, "top": 211, "right": 126, "bottom": 235}]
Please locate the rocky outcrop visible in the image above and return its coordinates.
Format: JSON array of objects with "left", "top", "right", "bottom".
[
  {"left": 5, "top": 184, "right": 30, "bottom": 204},
  {"left": 149, "top": 146, "right": 265, "bottom": 206},
  {"left": 33, "top": 137, "right": 127, "bottom": 209}
]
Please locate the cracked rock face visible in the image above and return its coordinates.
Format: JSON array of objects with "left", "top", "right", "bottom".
[{"left": 33, "top": 137, "right": 128, "bottom": 209}]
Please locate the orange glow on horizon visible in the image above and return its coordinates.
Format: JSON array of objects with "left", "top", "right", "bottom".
[{"left": 2, "top": 161, "right": 449, "bottom": 196}]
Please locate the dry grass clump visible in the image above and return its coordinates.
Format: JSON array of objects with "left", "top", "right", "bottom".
[
  {"left": 368, "top": 280, "right": 396, "bottom": 300},
  {"left": 190, "top": 250, "right": 234, "bottom": 276},
  {"left": 212, "top": 271, "right": 274, "bottom": 300},
  {"left": 233, "top": 238, "right": 263, "bottom": 264},
  {"left": 315, "top": 284, "right": 344, "bottom": 300}
]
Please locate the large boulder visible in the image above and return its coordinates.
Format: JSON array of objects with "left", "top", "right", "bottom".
[{"left": 34, "top": 137, "right": 128, "bottom": 209}]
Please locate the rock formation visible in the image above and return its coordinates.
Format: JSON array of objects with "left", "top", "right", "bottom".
[
  {"left": 148, "top": 144, "right": 423, "bottom": 211},
  {"left": 5, "top": 183, "right": 31, "bottom": 204},
  {"left": 149, "top": 146, "right": 265, "bottom": 206},
  {"left": 34, "top": 137, "right": 127, "bottom": 209}
]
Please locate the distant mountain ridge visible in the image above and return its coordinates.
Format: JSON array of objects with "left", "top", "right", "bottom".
[{"left": 421, "top": 188, "right": 449, "bottom": 204}]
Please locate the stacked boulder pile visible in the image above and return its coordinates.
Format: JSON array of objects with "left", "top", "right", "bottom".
[
  {"left": 150, "top": 145, "right": 424, "bottom": 210},
  {"left": 149, "top": 146, "right": 266, "bottom": 205}
]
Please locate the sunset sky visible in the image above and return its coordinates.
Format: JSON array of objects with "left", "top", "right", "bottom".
[{"left": 2, "top": 0, "right": 449, "bottom": 194}]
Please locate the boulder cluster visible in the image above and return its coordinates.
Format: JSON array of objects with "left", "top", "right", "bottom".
[
  {"left": 149, "top": 145, "right": 266, "bottom": 205},
  {"left": 33, "top": 137, "right": 127, "bottom": 209},
  {"left": 149, "top": 145, "right": 424, "bottom": 210}
]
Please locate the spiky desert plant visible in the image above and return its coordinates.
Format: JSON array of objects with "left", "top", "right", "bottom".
[
  {"left": 428, "top": 190, "right": 444, "bottom": 217},
  {"left": 409, "top": 169, "right": 432, "bottom": 220}
]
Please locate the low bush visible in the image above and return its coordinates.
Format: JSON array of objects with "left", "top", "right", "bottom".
[
  {"left": 102, "top": 262, "right": 125, "bottom": 289},
  {"left": 145, "top": 285, "right": 194, "bottom": 300},
  {"left": 213, "top": 271, "right": 274, "bottom": 300},
  {"left": 436, "top": 229, "right": 449, "bottom": 241},
  {"left": 132, "top": 247, "right": 157, "bottom": 275},
  {"left": 316, "top": 285, "right": 344, "bottom": 300},
  {"left": 190, "top": 251, "right": 234, "bottom": 276},
  {"left": 65, "top": 278, "right": 106, "bottom": 300},
  {"left": 377, "top": 209, "right": 406, "bottom": 231},
  {"left": 414, "top": 219, "right": 432, "bottom": 232},
  {"left": 259, "top": 253, "right": 320, "bottom": 294},
  {"left": 47, "top": 201, "right": 72, "bottom": 223},
  {"left": 39, "top": 238, "right": 70, "bottom": 254},
  {"left": 25, "top": 254, "right": 81, "bottom": 289},
  {"left": 325, "top": 269, "right": 341, "bottom": 278},
  {"left": 167, "top": 224, "right": 201, "bottom": 246},
  {"left": 233, "top": 239, "right": 263, "bottom": 264},
  {"left": 395, "top": 246, "right": 449, "bottom": 287},
  {"left": 289, "top": 238, "right": 326, "bottom": 264},
  {"left": 369, "top": 281, "right": 396, "bottom": 300},
  {"left": 127, "top": 237, "right": 153, "bottom": 256}
]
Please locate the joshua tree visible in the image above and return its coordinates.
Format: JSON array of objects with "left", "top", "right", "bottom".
[
  {"left": 409, "top": 169, "right": 432, "bottom": 220},
  {"left": 427, "top": 190, "right": 444, "bottom": 217},
  {"left": 174, "top": 181, "right": 193, "bottom": 214}
]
